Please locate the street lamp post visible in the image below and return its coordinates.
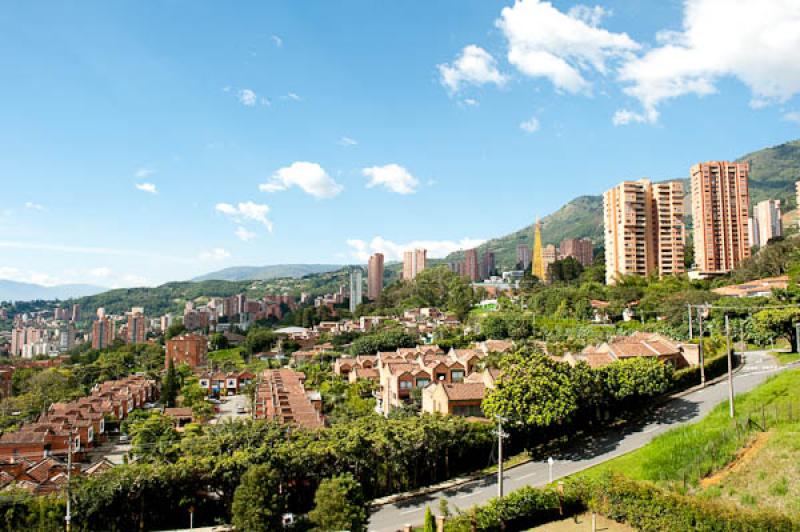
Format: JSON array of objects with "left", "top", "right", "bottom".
[
  {"left": 495, "top": 415, "right": 508, "bottom": 498},
  {"left": 725, "top": 314, "right": 735, "bottom": 418}
]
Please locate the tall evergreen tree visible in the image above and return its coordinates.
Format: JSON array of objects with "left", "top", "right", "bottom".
[{"left": 162, "top": 357, "right": 178, "bottom": 407}]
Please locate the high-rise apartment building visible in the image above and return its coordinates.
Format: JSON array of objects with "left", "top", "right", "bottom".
[
  {"left": 481, "top": 250, "right": 495, "bottom": 279},
  {"left": 603, "top": 179, "right": 685, "bottom": 284},
  {"left": 349, "top": 268, "right": 363, "bottom": 313},
  {"left": 92, "top": 317, "right": 115, "bottom": 350},
  {"left": 559, "top": 238, "right": 593, "bottom": 267},
  {"left": 402, "top": 248, "right": 427, "bottom": 280},
  {"left": 751, "top": 199, "right": 782, "bottom": 248},
  {"left": 690, "top": 161, "right": 750, "bottom": 275},
  {"left": 464, "top": 248, "right": 480, "bottom": 281},
  {"left": 516, "top": 244, "right": 531, "bottom": 269},
  {"left": 367, "top": 253, "right": 384, "bottom": 300},
  {"left": 127, "top": 311, "right": 147, "bottom": 344}
]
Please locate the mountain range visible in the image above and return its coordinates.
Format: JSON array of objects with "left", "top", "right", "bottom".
[
  {"left": 0, "top": 280, "right": 107, "bottom": 302},
  {"left": 442, "top": 139, "right": 800, "bottom": 270},
  {"left": 192, "top": 264, "right": 343, "bottom": 282},
  {"left": 4, "top": 139, "right": 800, "bottom": 305}
]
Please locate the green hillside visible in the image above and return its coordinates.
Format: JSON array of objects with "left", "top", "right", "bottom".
[
  {"left": 192, "top": 263, "right": 343, "bottom": 282},
  {"left": 738, "top": 139, "right": 800, "bottom": 208}
]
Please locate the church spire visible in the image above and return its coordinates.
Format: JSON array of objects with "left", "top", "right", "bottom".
[{"left": 532, "top": 218, "right": 545, "bottom": 279}]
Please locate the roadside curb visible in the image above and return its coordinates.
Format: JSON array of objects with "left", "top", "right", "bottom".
[{"left": 370, "top": 354, "right": 751, "bottom": 509}]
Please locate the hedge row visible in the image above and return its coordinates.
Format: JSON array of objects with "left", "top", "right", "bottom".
[
  {"left": 443, "top": 473, "right": 799, "bottom": 532},
  {"left": 589, "top": 474, "right": 798, "bottom": 532},
  {"left": 670, "top": 350, "right": 737, "bottom": 392},
  {"left": 443, "top": 483, "right": 585, "bottom": 532}
]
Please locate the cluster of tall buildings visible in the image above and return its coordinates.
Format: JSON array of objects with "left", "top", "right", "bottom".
[
  {"left": 603, "top": 160, "right": 782, "bottom": 284},
  {"left": 456, "top": 248, "right": 496, "bottom": 281},
  {"left": 402, "top": 248, "right": 427, "bottom": 280},
  {"left": 515, "top": 227, "right": 593, "bottom": 281}
]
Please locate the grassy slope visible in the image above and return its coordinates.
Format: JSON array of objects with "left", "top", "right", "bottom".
[{"left": 580, "top": 369, "right": 800, "bottom": 489}]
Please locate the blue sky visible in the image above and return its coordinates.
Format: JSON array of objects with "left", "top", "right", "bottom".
[{"left": 1, "top": 0, "right": 799, "bottom": 288}]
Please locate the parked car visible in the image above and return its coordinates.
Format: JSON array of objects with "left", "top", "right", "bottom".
[
  {"left": 119, "top": 434, "right": 129, "bottom": 443},
  {"left": 236, "top": 406, "right": 246, "bottom": 414}
]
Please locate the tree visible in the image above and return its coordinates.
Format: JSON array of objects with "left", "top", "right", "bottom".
[
  {"left": 164, "top": 319, "right": 186, "bottom": 340},
  {"left": 482, "top": 350, "right": 579, "bottom": 428},
  {"left": 209, "top": 332, "right": 228, "bottom": 351},
  {"left": 548, "top": 257, "right": 584, "bottom": 283},
  {"left": 753, "top": 308, "right": 800, "bottom": 350},
  {"left": 232, "top": 464, "right": 285, "bottom": 532},
  {"left": 423, "top": 506, "right": 435, "bottom": 532},
  {"left": 243, "top": 328, "right": 276, "bottom": 356},
  {"left": 162, "top": 358, "right": 179, "bottom": 408},
  {"left": 308, "top": 473, "right": 368, "bottom": 532},
  {"left": 128, "top": 412, "right": 180, "bottom": 462}
]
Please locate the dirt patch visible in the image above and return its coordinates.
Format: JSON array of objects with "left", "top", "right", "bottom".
[{"left": 700, "top": 431, "right": 771, "bottom": 488}]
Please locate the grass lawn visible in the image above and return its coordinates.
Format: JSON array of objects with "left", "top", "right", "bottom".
[
  {"left": 698, "top": 422, "right": 800, "bottom": 516},
  {"left": 772, "top": 351, "right": 800, "bottom": 366},
  {"left": 527, "top": 512, "right": 634, "bottom": 531},
  {"left": 208, "top": 347, "right": 245, "bottom": 369},
  {"left": 578, "top": 369, "right": 800, "bottom": 492}
]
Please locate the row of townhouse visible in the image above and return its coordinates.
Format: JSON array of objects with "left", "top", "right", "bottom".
[
  {"left": 334, "top": 340, "right": 515, "bottom": 416},
  {"left": 0, "top": 455, "right": 79, "bottom": 495},
  {"left": 253, "top": 369, "right": 324, "bottom": 429},
  {"left": 0, "top": 375, "right": 157, "bottom": 463},
  {"left": 563, "top": 331, "right": 697, "bottom": 369},
  {"left": 196, "top": 370, "right": 256, "bottom": 397}
]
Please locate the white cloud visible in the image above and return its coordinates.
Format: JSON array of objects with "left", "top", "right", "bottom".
[
  {"left": 567, "top": 4, "right": 611, "bottom": 27},
  {"left": 24, "top": 202, "right": 45, "bottom": 211},
  {"left": 520, "top": 116, "right": 541, "bottom": 133},
  {"left": 0, "top": 266, "right": 62, "bottom": 287},
  {"left": 199, "top": 248, "right": 231, "bottom": 261},
  {"left": 346, "top": 236, "right": 486, "bottom": 262},
  {"left": 271, "top": 34, "right": 283, "bottom": 47},
  {"left": 617, "top": 0, "right": 800, "bottom": 123},
  {"left": 784, "top": 111, "right": 800, "bottom": 124},
  {"left": 89, "top": 267, "right": 112, "bottom": 278},
  {"left": 285, "top": 92, "right": 302, "bottom": 101},
  {"left": 134, "top": 167, "right": 156, "bottom": 179},
  {"left": 438, "top": 45, "right": 508, "bottom": 93},
  {"left": 259, "top": 162, "right": 343, "bottom": 199},
  {"left": 362, "top": 164, "right": 420, "bottom": 195},
  {"left": 496, "top": 0, "right": 639, "bottom": 94},
  {"left": 238, "top": 89, "right": 258, "bottom": 106},
  {"left": 611, "top": 108, "right": 656, "bottom": 126},
  {"left": 135, "top": 182, "right": 158, "bottom": 194},
  {"left": 235, "top": 226, "right": 257, "bottom": 242},
  {"left": 215, "top": 201, "right": 273, "bottom": 232},
  {"left": 462, "top": 98, "right": 479, "bottom": 107},
  {"left": 338, "top": 136, "right": 358, "bottom": 146}
]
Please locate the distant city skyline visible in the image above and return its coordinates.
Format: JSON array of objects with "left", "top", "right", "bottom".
[{"left": 2, "top": 1, "right": 800, "bottom": 288}]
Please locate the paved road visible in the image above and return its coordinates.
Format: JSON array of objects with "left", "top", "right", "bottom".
[{"left": 368, "top": 351, "right": 783, "bottom": 531}]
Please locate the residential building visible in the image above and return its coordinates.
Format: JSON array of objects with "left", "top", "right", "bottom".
[
  {"left": 349, "top": 268, "right": 363, "bottom": 313},
  {"left": 603, "top": 179, "right": 685, "bottom": 284},
  {"left": 481, "top": 250, "right": 495, "bottom": 279},
  {"left": 253, "top": 369, "right": 323, "bottom": 429},
  {"left": 421, "top": 382, "right": 485, "bottom": 417},
  {"left": 70, "top": 304, "right": 80, "bottom": 323},
  {"left": 516, "top": 244, "right": 531, "bottom": 269},
  {"left": 570, "top": 331, "right": 691, "bottom": 369},
  {"left": 367, "top": 253, "right": 384, "bottom": 300},
  {"left": 532, "top": 220, "right": 545, "bottom": 279},
  {"left": 127, "top": 310, "right": 146, "bottom": 344},
  {"left": 712, "top": 275, "right": 789, "bottom": 298},
  {"left": 165, "top": 333, "right": 208, "bottom": 369},
  {"left": 559, "top": 238, "right": 593, "bottom": 267},
  {"left": 751, "top": 199, "right": 782, "bottom": 248},
  {"left": 464, "top": 248, "right": 480, "bottom": 281},
  {"left": 402, "top": 248, "right": 427, "bottom": 280},
  {"left": 691, "top": 161, "right": 751, "bottom": 275},
  {"left": 542, "top": 244, "right": 558, "bottom": 280},
  {"left": 91, "top": 317, "right": 114, "bottom": 350}
]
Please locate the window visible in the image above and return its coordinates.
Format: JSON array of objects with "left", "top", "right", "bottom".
[
  {"left": 451, "top": 370, "right": 465, "bottom": 383},
  {"left": 399, "top": 381, "right": 412, "bottom": 390},
  {"left": 416, "top": 378, "right": 430, "bottom": 388}
]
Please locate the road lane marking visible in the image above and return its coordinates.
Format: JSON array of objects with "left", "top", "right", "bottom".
[
  {"left": 518, "top": 471, "right": 538, "bottom": 480},
  {"left": 458, "top": 492, "right": 477, "bottom": 499},
  {"left": 400, "top": 508, "right": 419, "bottom": 515}
]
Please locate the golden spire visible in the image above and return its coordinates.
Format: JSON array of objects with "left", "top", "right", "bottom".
[{"left": 532, "top": 218, "right": 545, "bottom": 280}]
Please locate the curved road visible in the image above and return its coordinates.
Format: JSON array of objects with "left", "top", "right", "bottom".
[{"left": 368, "top": 351, "right": 783, "bottom": 531}]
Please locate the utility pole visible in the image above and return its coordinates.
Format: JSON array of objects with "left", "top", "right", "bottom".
[
  {"left": 495, "top": 415, "right": 507, "bottom": 498},
  {"left": 698, "top": 306, "right": 706, "bottom": 386},
  {"left": 65, "top": 434, "right": 72, "bottom": 532},
  {"left": 687, "top": 304, "right": 693, "bottom": 340},
  {"left": 725, "top": 314, "right": 735, "bottom": 418}
]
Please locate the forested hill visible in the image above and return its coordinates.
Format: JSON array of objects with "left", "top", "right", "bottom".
[
  {"left": 445, "top": 138, "right": 800, "bottom": 270},
  {"left": 192, "top": 263, "right": 343, "bottom": 282}
]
